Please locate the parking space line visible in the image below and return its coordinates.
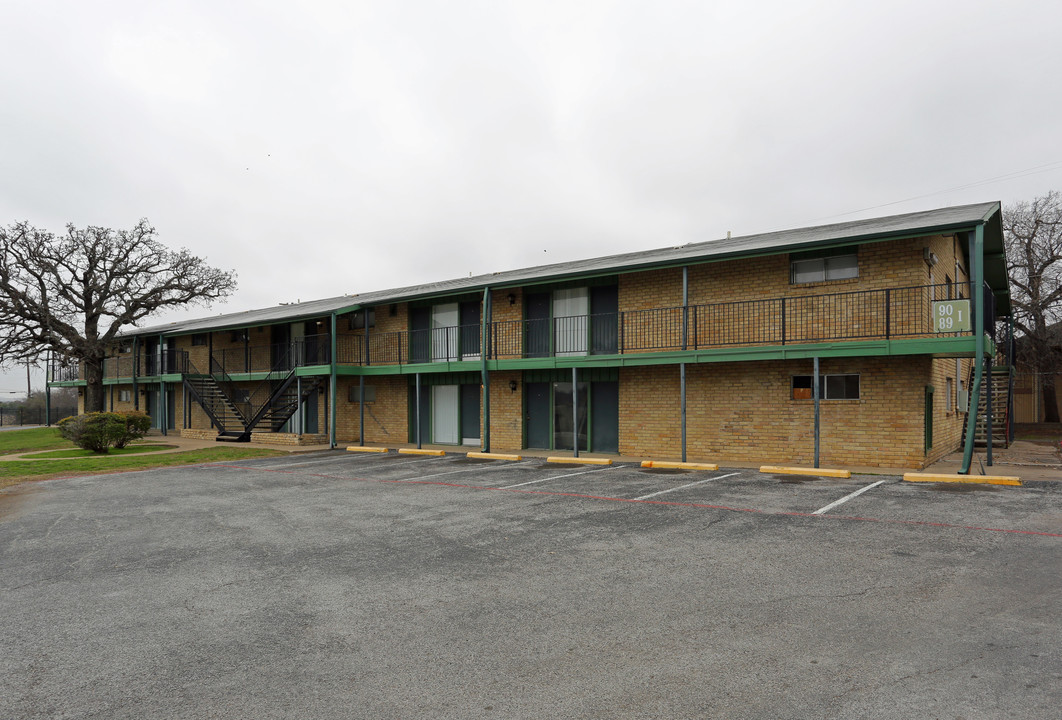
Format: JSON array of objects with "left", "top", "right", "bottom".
[
  {"left": 252, "top": 454, "right": 372, "bottom": 469},
  {"left": 498, "top": 467, "right": 610, "bottom": 489},
  {"left": 634, "top": 472, "right": 740, "bottom": 500},
  {"left": 812, "top": 480, "right": 886, "bottom": 515}
]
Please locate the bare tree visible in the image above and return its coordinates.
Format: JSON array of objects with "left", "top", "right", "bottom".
[
  {"left": 0, "top": 219, "right": 237, "bottom": 412},
  {"left": 1005, "top": 190, "right": 1062, "bottom": 422}
]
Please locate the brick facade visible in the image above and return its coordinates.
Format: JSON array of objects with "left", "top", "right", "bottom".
[{"left": 56, "top": 211, "right": 1004, "bottom": 469}]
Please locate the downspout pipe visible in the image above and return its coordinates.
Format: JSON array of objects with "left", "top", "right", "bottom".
[
  {"left": 329, "top": 313, "right": 337, "bottom": 448},
  {"left": 960, "top": 224, "right": 986, "bottom": 474},
  {"left": 481, "top": 287, "right": 491, "bottom": 453}
]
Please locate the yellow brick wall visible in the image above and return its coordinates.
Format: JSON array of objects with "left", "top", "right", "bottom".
[
  {"left": 927, "top": 357, "right": 972, "bottom": 465},
  {"left": 336, "top": 375, "right": 408, "bottom": 444},
  {"left": 619, "top": 357, "right": 944, "bottom": 469},
  {"left": 487, "top": 371, "right": 523, "bottom": 450}
]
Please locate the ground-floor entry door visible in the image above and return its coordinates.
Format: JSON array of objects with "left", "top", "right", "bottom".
[
  {"left": 525, "top": 378, "right": 617, "bottom": 453},
  {"left": 432, "top": 385, "right": 460, "bottom": 445},
  {"left": 410, "top": 379, "right": 481, "bottom": 446},
  {"left": 526, "top": 382, "right": 551, "bottom": 448}
]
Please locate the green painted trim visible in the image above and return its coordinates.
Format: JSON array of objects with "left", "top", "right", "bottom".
[
  {"left": 330, "top": 313, "right": 338, "bottom": 448},
  {"left": 326, "top": 336, "right": 979, "bottom": 376}
]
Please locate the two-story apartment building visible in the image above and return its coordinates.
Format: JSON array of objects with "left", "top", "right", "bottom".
[{"left": 47, "top": 202, "right": 1012, "bottom": 470}]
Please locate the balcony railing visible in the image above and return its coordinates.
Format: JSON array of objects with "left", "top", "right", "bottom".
[
  {"left": 339, "top": 282, "right": 980, "bottom": 365},
  {"left": 49, "top": 363, "right": 81, "bottom": 382},
  {"left": 80, "top": 283, "right": 987, "bottom": 380},
  {"left": 211, "top": 334, "right": 332, "bottom": 375}
]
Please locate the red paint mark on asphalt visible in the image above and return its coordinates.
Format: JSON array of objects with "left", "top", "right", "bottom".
[{"left": 209, "top": 463, "right": 1062, "bottom": 539}]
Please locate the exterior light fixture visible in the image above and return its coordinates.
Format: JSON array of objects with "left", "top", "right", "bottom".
[
  {"left": 508, "top": 293, "right": 516, "bottom": 305},
  {"left": 509, "top": 380, "right": 518, "bottom": 393}
]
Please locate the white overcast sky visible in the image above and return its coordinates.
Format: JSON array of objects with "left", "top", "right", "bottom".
[{"left": 2, "top": 0, "right": 1061, "bottom": 395}]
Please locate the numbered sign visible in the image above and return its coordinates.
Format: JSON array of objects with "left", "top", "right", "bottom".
[{"left": 933, "top": 300, "right": 971, "bottom": 333}]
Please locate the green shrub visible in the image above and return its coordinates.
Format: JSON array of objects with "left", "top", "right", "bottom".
[
  {"left": 56, "top": 412, "right": 145, "bottom": 453},
  {"left": 114, "top": 411, "right": 152, "bottom": 448}
]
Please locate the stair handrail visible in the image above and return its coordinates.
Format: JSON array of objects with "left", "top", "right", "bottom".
[
  {"left": 240, "top": 348, "right": 304, "bottom": 431},
  {"left": 183, "top": 358, "right": 249, "bottom": 431}
]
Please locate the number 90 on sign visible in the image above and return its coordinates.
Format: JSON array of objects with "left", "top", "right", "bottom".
[{"left": 932, "top": 300, "right": 971, "bottom": 333}]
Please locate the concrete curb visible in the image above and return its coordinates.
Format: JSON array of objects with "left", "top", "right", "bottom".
[
  {"left": 398, "top": 448, "right": 447, "bottom": 456},
  {"left": 346, "top": 446, "right": 390, "bottom": 453},
  {"left": 641, "top": 461, "right": 719, "bottom": 471},
  {"left": 546, "top": 456, "right": 612, "bottom": 466},
  {"left": 467, "top": 452, "right": 522, "bottom": 461},
  {"left": 903, "top": 472, "right": 1021, "bottom": 486},
  {"left": 760, "top": 465, "right": 852, "bottom": 479}
]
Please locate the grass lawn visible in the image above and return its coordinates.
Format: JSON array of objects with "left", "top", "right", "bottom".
[
  {"left": 0, "top": 427, "right": 70, "bottom": 455},
  {"left": 28, "top": 444, "right": 179, "bottom": 459},
  {"left": 0, "top": 428, "right": 285, "bottom": 489},
  {"left": 0, "top": 446, "right": 286, "bottom": 489}
]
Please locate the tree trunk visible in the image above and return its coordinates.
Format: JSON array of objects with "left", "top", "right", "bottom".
[
  {"left": 1042, "top": 373, "right": 1060, "bottom": 423},
  {"left": 83, "top": 357, "right": 106, "bottom": 413}
]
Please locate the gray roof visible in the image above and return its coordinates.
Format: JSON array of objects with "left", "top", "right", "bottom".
[{"left": 127, "top": 201, "right": 1007, "bottom": 337}]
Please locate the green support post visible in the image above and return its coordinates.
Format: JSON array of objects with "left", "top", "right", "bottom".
[
  {"left": 330, "top": 313, "right": 338, "bottom": 449},
  {"left": 481, "top": 287, "right": 491, "bottom": 453},
  {"left": 960, "top": 225, "right": 985, "bottom": 474},
  {"left": 159, "top": 333, "right": 166, "bottom": 436}
]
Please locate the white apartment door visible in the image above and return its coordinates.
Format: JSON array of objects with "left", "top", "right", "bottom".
[
  {"left": 553, "top": 288, "right": 588, "bottom": 356},
  {"left": 432, "top": 303, "right": 459, "bottom": 361},
  {"left": 432, "top": 384, "right": 460, "bottom": 444}
]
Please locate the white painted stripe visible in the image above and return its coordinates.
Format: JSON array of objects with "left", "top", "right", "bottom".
[
  {"left": 634, "top": 472, "right": 740, "bottom": 500},
  {"left": 498, "top": 467, "right": 610, "bottom": 489},
  {"left": 404, "top": 468, "right": 484, "bottom": 482},
  {"left": 812, "top": 480, "right": 886, "bottom": 515}
]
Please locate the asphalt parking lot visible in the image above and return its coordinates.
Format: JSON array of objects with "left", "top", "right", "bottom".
[{"left": 1, "top": 452, "right": 1060, "bottom": 719}]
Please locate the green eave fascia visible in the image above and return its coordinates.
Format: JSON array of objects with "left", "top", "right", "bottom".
[{"left": 47, "top": 380, "right": 86, "bottom": 388}]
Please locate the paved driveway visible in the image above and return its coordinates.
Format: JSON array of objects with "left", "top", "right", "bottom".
[{"left": 2, "top": 453, "right": 1060, "bottom": 719}]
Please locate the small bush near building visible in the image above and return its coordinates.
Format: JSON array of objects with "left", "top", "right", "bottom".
[{"left": 57, "top": 411, "right": 152, "bottom": 453}]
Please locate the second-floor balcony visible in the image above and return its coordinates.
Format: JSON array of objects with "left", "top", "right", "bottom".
[
  {"left": 337, "top": 282, "right": 989, "bottom": 365},
  {"left": 72, "top": 283, "right": 993, "bottom": 382}
]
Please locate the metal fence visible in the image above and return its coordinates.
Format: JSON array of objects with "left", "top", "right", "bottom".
[{"left": 0, "top": 407, "right": 68, "bottom": 427}]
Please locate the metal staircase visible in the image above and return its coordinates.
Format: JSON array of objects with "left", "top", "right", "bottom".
[
  {"left": 965, "top": 366, "right": 1011, "bottom": 449},
  {"left": 184, "top": 358, "right": 325, "bottom": 442}
]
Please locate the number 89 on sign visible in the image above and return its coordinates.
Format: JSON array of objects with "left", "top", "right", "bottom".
[{"left": 932, "top": 300, "right": 971, "bottom": 333}]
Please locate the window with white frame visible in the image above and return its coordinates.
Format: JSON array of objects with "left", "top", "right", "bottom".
[{"left": 119, "top": 389, "right": 131, "bottom": 402}]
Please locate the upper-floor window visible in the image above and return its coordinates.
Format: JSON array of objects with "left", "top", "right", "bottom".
[
  {"left": 191, "top": 333, "right": 207, "bottom": 346},
  {"left": 348, "top": 309, "right": 375, "bottom": 330},
  {"left": 790, "top": 247, "right": 858, "bottom": 284}
]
